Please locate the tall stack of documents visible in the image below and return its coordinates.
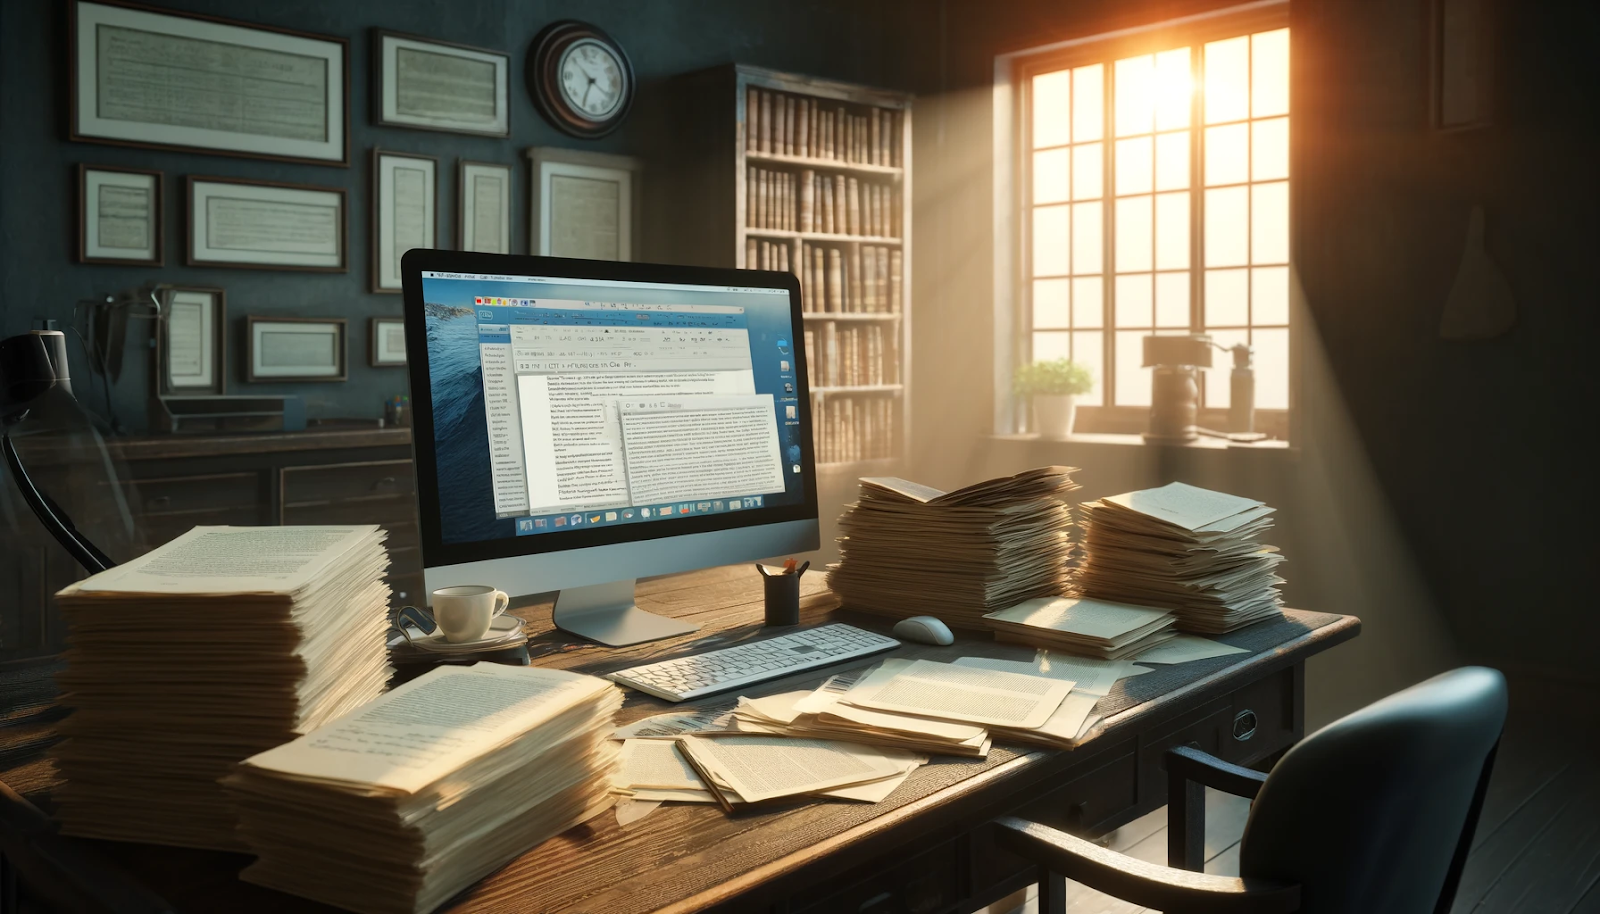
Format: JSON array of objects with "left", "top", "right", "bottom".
[
  {"left": 226, "top": 664, "right": 623, "bottom": 914},
  {"left": 984, "top": 596, "right": 1177, "bottom": 659},
  {"left": 51, "top": 526, "right": 394, "bottom": 850},
  {"left": 828, "top": 467, "right": 1080, "bottom": 627},
  {"left": 1077, "top": 482, "right": 1285, "bottom": 633}
]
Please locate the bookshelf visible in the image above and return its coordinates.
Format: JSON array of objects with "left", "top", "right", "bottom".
[{"left": 655, "top": 64, "right": 912, "bottom": 471}]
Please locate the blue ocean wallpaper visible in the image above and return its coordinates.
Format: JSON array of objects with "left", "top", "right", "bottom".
[{"left": 424, "top": 304, "right": 509, "bottom": 544}]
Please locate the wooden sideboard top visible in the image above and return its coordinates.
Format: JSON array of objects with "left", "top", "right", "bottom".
[{"left": 19, "top": 426, "right": 414, "bottom": 463}]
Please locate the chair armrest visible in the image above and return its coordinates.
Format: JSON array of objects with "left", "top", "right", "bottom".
[
  {"left": 1166, "top": 745, "right": 1268, "bottom": 800},
  {"left": 0, "top": 779, "right": 175, "bottom": 914},
  {"left": 994, "top": 817, "right": 1300, "bottom": 914}
]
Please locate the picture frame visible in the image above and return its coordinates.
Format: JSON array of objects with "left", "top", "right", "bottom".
[
  {"left": 373, "top": 30, "right": 510, "bottom": 137},
  {"left": 154, "top": 285, "right": 225, "bottom": 395},
  {"left": 246, "top": 316, "right": 347, "bottom": 382},
  {"left": 526, "top": 146, "right": 641, "bottom": 261},
  {"left": 370, "top": 316, "right": 407, "bottom": 367},
  {"left": 372, "top": 149, "right": 439, "bottom": 293},
  {"left": 187, "top": 176, "right": 346, "bottom": 271},
  {"left": 458, "top": 160, "right": 513, "bottom": 254},
  {"left": 1428, "top": 0, "right": 1494, "bottom": 131},
  {"left": 79, "top": 164, "right": 162, "bottom": 265},
  {"left": 70, "top": 0, "right": 348, "bottom": 165}
]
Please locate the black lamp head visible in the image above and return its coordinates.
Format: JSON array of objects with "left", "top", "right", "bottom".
[{"left": 1, "top": 330, "right": 72, "bottom": 426}]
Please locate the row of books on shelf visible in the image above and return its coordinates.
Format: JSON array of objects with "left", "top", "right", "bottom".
[
  {"left": 801, "top": 243, "right": 901, "bottom": 314},
  {"left": 746, "top": 88, "right": 903, "bottom": 167},
  {"left": 746, "top": 167, "right": 900, "bottom": 238},
  {"left": 813, "top": 396, "right": 898, "bottom": 464},
  {"left": 804, "top": 323, "right": 900, "bottom": 389}
]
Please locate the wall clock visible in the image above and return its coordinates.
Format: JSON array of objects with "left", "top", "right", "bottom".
[{"left": 527, "top": 21, "right": 635, "bottom": 139}]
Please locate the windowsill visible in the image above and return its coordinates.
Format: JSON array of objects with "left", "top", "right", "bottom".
[{"left": 990, "top": 431, "right": 1295, "bottom": 453}]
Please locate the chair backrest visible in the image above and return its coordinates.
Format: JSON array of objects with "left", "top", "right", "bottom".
[{"left": 1239, "top": 666, "right": 1506, "bottom": 914}]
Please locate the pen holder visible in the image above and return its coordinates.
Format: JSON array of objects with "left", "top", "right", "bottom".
[{"left": 756, "top": 562, "right": 807, "bottom": 626}]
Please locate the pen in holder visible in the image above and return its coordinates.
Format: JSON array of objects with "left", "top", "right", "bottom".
[{"left": 756, "top": 559, "right": 809, "bottom": 626}]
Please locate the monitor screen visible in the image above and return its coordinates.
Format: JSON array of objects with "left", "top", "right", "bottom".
[{"left": 406, "top": 255, "right": 813, "bottom": 566}]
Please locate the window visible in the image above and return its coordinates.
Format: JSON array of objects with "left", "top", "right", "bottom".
[{"left": 1019, "top": 6, "right": 1291, "bottom": 436}]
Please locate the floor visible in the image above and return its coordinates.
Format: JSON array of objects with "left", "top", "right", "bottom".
[{"left": 983, "top": 675, "right": 1600, "bottom": 914}]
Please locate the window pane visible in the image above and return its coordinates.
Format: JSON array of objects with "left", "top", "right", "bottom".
[
  {"left": 1115, "top": 55, "right": 1154, "bottom": 137},
  {"left": 1204, "top": 36, "right": 1250, "bottom": 124},
  {"left": 1033, "top": 278, "right": 1070, "bottom": 328},
  {"left": 1033, "top": 70, "right": 1072, "bottom": 147},
  {"left": 1203, "top": 328, "right": 1249, "bottom": 409},
  {"left": 1032, "top": 204, "right": 1070, "bottom": 275},
  {"left": 1073, "top": 64, "right": 1104, "bottom": 142},
  {"left": 1252, "top": 117, "right": 1289, "bottom": 181},
  {"left": 1033, "top": 330, "right": 1070, "bottom": 361},
  {"left": 1115, "top": 195, "right": 1153, "bottom": 273},
  {"left": 1115, "top": 331, "right": 1152, "bottom": 406},
  {"left": 1252, "top": 266, "right": 1289, "bottom": 325},
  {"left": 1073, "top": 142, "right": 1103, "bottom": 200},
  {"left": 1155, "top": 131, "right": 1190, "bottom": 190},
  {"left": 1252, "top": 181, "right": 1289, "bottom": 264},
  {"left": 1252, "top": 327, "right": 1289, "bottom": 409},
  {"left": 1204, "top": 123, "right": 1249, "bottom": 186},
  {"left": 1252, "top": 29, "right": 1290, "bottom": 118},
  {"left": 1072, "top": 330, "right": 1105, "bottom": 405},
  {"left": 1033, "top": 148, "right": 1072, "bottom": 204},
  {"left": 1155, "top": 272, "right": 1190, "bottom": 327},
  {"left": 1115, "top": 273, "right": 1153, "bottom": 327},
  {"left": 1155, "top": 192, "right": 1190, "bottom": 270},
  {"left": 1204, "top": 268, "right": 1249, "bottom": 326},
  {"left": 1204, "top": 186, "right": 1249, "bottom": 267},
  {"left": 1072, "top": 276, "right": 1104, "bottom": 328},
  {"left": 1154, "top": 47, "right": 1193, "bottom": 131},
  {"left": 1072, "top": 201, "right": 1102, "bottom": 274},
  {"left": 1115, "top": 137, "right": 1153, "bottom": 196}
]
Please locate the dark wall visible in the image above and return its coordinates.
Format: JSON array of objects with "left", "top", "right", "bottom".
[{"left": 0, "top": 0, "right": 916, "bottom": 432}]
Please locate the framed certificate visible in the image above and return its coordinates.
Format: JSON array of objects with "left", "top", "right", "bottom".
[
  {"left": 373, "top": 31, "right": 510, "bottom": 137},
  {"left": 526, "top": 146, "right": 641, "bottom": 261},
  {"left": 459, "top": 161, "right": 512, "bottom": 254},
  {"left": 79, "top": 164, "right": 162, "bottom": 265},
  {"left": 187, "top": 177, "right": 346, "bottom": 271},
  {"left": 370, "top": 317, "right": 408, "bottom": 367},
  {"left": 246, "top": 316, "right": 346, "bottom": 382},
  {"left": 70, "top": 0, "right": 348, "bottom": 165},
  {"left": 372, "top": 149, "right": 438, "bottom": 293},
  {"left": 155, "top": 286, "right": 225, "bottom": 394}
]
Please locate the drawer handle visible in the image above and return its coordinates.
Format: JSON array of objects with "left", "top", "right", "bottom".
[
  {"left": 372, "top": 476, "right": 398, "bottom": 492},
  {"left": 1233, "top": 709, "right": 1258, "bottom": 742},
  {"left": 148, "top": 495, "right": 172, "bottom": 509}
]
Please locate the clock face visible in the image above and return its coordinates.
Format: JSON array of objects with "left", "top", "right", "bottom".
[{"left": 558, "top": 39, "right": 627, "bottom": 121}]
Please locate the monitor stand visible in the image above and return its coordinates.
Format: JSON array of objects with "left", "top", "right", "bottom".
[{"left": 552, "top": 578, "right": 700, "bottom": 647}]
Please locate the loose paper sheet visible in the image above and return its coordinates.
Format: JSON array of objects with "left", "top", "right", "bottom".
[
  {"left": 74, "top": 526, "right": 380, "bottom": 595},
  {"left": 676, "top": 736, "right": 907, "bottom": 804},
  {"left": 985, "top": 597, "right": 1173, "bottom": 641},
  {"left": 844, "top": 659, "right": 1073, "bottom": 729},
  {"left": 612, "top": 702, "right": 739, "bottom": 740},
  {"left": 618, "top": 739, "right": 705, "bottom": 790},
  {"left": 241, "top": 664, "right": 611, "bottom": 794},
  {"left": 1133, "top": 635, "right": 1249, "bottom": 664},
  {"left": 1105, "top": 482, "right": 1263, "bottom": 531}
]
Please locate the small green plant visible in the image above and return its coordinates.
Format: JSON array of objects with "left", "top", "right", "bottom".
[{"left": 1013, "top": 358, "right": 1094, "bottom": 396}]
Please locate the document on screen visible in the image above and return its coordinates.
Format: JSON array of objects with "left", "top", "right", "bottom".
[{"left": 617, "top": 396, "right": 786, "bottom": 504}]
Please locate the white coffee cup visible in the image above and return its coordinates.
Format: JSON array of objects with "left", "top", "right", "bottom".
[{"left": 431, "top": 585, "right": 510, "bottom": 643}]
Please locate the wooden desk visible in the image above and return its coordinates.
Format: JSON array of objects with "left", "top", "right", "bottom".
[{"left": 0, "top": 566, "right": 1358, "bottom": 914}]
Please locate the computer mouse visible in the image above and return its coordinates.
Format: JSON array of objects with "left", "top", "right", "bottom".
[{"left": 892, "top": 615, "right": 954, "bottom": 646}]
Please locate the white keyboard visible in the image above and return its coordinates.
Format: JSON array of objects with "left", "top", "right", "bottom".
[{"left": 607, "top": 623, "right": 901, "bottom": 702}]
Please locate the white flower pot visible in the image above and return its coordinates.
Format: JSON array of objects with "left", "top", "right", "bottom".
[{"left": 1034, "top": 393, "right": 1077, "bottom": 439}]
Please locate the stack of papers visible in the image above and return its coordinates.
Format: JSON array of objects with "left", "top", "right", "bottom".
[
  {"left": 1078, "top": 482, "right": 1287, "bottom": 633},
  {"left": 225, "top": 664, "right": 623, "bottom": 914},
  {"left": 984, "top": 596, "right": 1178, "bottom": 659},
  {"left": 827, "top": 467, "right": 1080, "bottom": 627},
  {"left": 731, "top": 670, "right": 992, "bottom": 757},
  {"left": 952, "top": 653, "right": 1153, "bottom": 747},
  {"left": 675, "top": 735, "right": 926, "bottom": 808},
  {"left": 51, "top": 526, "right": 395, "bottom": 850}
]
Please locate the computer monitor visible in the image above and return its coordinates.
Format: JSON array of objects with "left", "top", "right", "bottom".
[{"left": 401, "top": 250, "right": 818, "bottom": 646}]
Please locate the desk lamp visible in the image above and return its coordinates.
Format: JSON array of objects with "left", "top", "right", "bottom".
[{"left": 0, "top": 329, "right": 116, "bottom": 573}]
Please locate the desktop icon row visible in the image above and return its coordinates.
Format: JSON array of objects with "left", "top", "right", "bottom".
[{"left": 514, "top": 495, "right": 766, "bottom": 535}]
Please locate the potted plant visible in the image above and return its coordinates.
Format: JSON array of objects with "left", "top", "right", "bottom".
[{"left": 1014, "top": 358, "right": 1093, "bottom": 438}]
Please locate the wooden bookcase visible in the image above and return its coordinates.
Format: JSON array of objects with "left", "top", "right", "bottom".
[{"left": 653, "top": 64, "right": 912, "bottom": 471}]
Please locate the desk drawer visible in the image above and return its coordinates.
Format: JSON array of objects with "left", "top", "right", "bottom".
[
  {"left": 794, "top": 837, "right": 961, "bottom": 914},
  {"left": 280, "top": 460, "right": 415, "bottom": 518},
  {"left": 125, "top": 472, "right": 262, "bottom": 516},
  {"left": 1223, "top": 667, "right": 1297, "bottom": 765},
  {"left": 1137, "top": 699, "right": 1233, "bottom": 805}
]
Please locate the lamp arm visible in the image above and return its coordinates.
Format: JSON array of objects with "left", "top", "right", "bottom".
[{"left": 2, "top": 432, "right": 115, "bottom": 574}]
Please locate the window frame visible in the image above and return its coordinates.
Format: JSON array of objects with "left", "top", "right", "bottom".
[{"left": 1012, "top": 2, "right": 1292, "bottom": 439}]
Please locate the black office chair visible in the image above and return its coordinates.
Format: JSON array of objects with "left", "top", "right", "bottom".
[{"left": 995, "top": 666, "right": 1507, "bottom": 914}]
